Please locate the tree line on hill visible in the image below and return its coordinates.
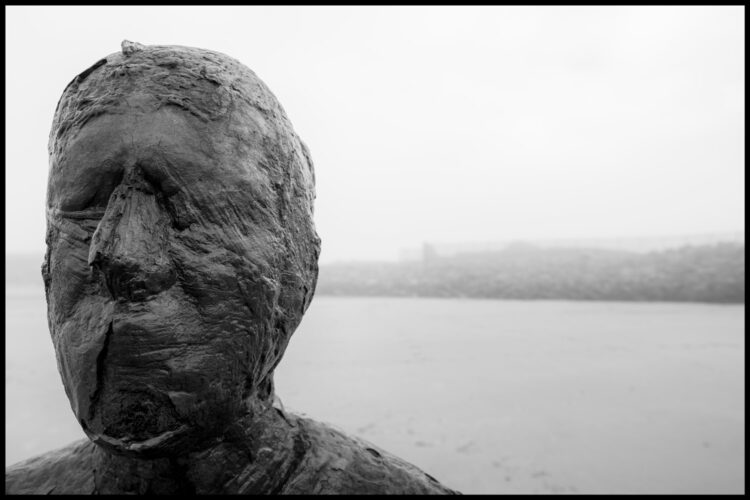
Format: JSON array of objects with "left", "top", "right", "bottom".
[{"left": 315, "top": 242, "right": 745, "bottom": 303}]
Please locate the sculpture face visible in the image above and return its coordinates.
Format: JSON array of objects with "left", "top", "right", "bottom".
[{"left": 43, "top": 44, "right": 320, "bottom": 456}]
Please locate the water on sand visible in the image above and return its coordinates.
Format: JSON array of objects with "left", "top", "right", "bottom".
[{"left": 5, "top": 290, "right": 744, "bottom": 494}]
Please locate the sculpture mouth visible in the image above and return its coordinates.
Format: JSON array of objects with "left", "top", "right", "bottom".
[
  {"left": 84, "top": 386, "right": 192, "bottom": 457},
  {"left": 90, "top": 424, "right": 190, "bottom": 454},
  {"left": 82, "top": 384, "right": 187, "bottom": 453}
]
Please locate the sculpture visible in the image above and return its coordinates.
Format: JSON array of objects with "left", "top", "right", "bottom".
[{"left": 5, "top": 41, "right": 458, "bottom": 495}]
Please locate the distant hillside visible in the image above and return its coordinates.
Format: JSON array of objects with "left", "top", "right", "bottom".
[
  {"left": 398, "top": 232, "right": 745, "bottom": 260},
  {"left": 317, "top": 242, "right": 745, "bottom": 304}
]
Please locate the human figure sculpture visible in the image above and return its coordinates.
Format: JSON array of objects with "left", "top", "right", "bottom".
[{"left": 5, "top": 41, "right": 458, "bottom": 495}]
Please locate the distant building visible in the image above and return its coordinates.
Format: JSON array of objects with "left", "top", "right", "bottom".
[{"left": 422, "top": 242, "right": 438, "bottom": 264}]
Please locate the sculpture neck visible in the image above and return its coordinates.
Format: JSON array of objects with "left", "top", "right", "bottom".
[{"left": 92, "top": 399, "right": 307, "bottom": 494}]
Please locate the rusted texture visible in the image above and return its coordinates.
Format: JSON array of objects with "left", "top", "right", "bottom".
[{"left": 6, "top": 41, "right": 458, "bottom": 495}]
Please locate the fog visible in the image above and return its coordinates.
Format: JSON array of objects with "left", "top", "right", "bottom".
[
  {"left": 5, "top": 6, "right": 745, "bottom": 263},
  {"left": 4, "top": 8, "right": 745, "bottom": 493}
]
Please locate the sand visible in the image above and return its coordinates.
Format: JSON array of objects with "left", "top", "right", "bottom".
[{"left": 5, "top": 287, "right": 745, "bottom": 494}]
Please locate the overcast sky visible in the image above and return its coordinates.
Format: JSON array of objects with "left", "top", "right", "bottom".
[{"left": 5, "top": 6, "right": 745, "bottom": 263}]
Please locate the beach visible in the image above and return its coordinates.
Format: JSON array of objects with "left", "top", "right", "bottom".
[{"left": 5, "top": 288, "right": 745, "bottom": 494}]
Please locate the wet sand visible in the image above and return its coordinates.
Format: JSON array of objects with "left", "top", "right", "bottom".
[{"left": 5, "top": 289, "right": 745, "bottom": 494}]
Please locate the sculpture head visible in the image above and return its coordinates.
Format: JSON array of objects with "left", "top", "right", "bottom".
[{"left": 43, "top": 42, "right": 320, "bottom": 456}]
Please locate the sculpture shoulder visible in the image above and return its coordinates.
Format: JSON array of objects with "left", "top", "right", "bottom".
[
  {"left": 5, "top": 439, "right": 97, "bottom": 495},
  {"left": 282, "top": 414, "right": 459, "bottom": 495}
]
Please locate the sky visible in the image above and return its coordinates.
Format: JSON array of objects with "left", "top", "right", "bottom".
[{"left": 5, "top": 6, "right": 745, "bottom": 263}]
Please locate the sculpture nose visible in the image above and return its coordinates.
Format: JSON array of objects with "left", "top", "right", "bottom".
[{"left": 88, "top": 180, "right": 176, "bottom": 302}]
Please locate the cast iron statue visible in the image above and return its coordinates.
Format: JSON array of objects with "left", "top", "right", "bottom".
[{"left": 5, "top": 41, "right": 458, "bottom": 495}]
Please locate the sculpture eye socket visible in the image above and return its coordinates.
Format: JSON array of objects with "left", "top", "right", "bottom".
[
  {"left": 47, "top": 208, "right": 101, "bottom": 245},
  {"left": 56, "top": 208, "right": 106, "bottom": 221},
  {"left": 57, "top": 161, "right": 125, "bottom": 213},
  {"left": 53, "top": 209, "right": 105, "bottom": 241}
]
